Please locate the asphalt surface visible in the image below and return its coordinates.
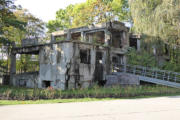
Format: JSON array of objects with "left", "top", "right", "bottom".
[{"left": 0, "top": 96, "right": 180, "bottom": 120}]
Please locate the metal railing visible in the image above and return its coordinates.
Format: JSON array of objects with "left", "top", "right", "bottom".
[{"left": 113, "top": 64, "right": 180, "bottom": 83}]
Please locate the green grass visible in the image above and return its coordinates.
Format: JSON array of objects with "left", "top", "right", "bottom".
[
  {"left": 0, "top": 85, "right": 180, "bottom": 106},
  {"left": 0, "top": 98, "right": 115, "bottom": 106},
  {"left": 1, "top": 94, "right": 180, "bottom": 106}
]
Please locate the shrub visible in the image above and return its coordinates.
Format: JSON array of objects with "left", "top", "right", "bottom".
[{"left": 0, "top": 85, "right": 180, "bottom": 100}]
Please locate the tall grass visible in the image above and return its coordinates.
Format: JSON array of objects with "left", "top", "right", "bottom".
[{"left": 0, "top": 85, "right": 179, "bottom": 100}]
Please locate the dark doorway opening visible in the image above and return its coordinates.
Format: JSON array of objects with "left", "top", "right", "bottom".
[
  {"left": 94, "top": 52, "right": 105, "bottom": 86},
  {"left": 112, "top": 30, "right": 122, "bottom": 48},
  {"left": 80, "top": 49, "right": 91, "bottom": 64},
  {"left": 129, "top": 38, "right": 137, "bottom": 49},
  {"left": 43, "top": 81, "right": 51, "bottom": 88},
  {"left": 112, "top": 54, "right": 124, "bottom": 65}
]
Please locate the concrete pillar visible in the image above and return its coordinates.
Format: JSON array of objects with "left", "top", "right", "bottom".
[
  {"left": 153, "top": 46, "right": 156, "bottom": 55},
  {"left": 123, "top": 56, "right": 127, "bottom": 73},
  {"left": 126, "top": 32, "right": 130, "bottom": 47},
  {"left": 104, "top": 49, "right": 111, "bottom": 76},
  {"left": 51, "top": 34, "right": 56, "bottom": 43},
  {"left": 88, "top": 34, "right": 93, "bottom": 43},
  {"left": 121, "top": 31, "right": 127, "bottom": 47},
  {"left": 137, "top": 39, "right": 141, "bottom": 51},
  {"left": 66, "top": 30, "right": 71, "bottom": 40},
  {"left": 104, "top": 29, "right": 111, "bottom": 46},
  {"left": 10, "top": 42, "right": 16, "bottom": 85},
  {"left": 81, "top": 32, "right": 84, "bottom": 42}
]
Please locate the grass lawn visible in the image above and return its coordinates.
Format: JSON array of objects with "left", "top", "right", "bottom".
[
  {"left": 1, "top": 94, "right": 180, "bottom": 106},
  {"left": 0, "top": 85, "right": 180, "bottom": 105},
  {"left": 0, "top": 98, "right": 115, "bottom": 106}
]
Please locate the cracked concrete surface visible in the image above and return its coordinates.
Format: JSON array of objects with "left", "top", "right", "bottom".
[{"left": 0, "top": 96, "right": 180, "bottom": 120}]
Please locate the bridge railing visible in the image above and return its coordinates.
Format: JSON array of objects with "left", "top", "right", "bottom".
[{"left": 113, "top": 64, "right": 180, "bottom": 83}]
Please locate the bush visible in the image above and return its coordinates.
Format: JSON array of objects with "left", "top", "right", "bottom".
[
  {"left": 0, "top": 85, "right": 179, "bottom": 100},
  {"left": 127, "top": 48, "right": 157, "bottom": 67}
]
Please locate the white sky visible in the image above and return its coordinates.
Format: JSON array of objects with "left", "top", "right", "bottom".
[{"left": 15, "top": 0, "right": 86, "bottom": 22}]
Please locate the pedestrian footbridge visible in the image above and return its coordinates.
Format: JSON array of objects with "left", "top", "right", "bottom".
[{"left": 112, "top": 64, "right": 180, "bottom": 88}]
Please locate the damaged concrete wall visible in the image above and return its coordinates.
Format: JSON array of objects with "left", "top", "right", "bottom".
[
  {"left": 37, "top": 41, "right": 127, "bottom": 90},
  {"left": 12, "top": 41, "right": 120, "bottom": 90},
  {"left": 39, "top": 45, "right": 57, "bottom": 88},
  {"left": 38, "top": 42, "right": 98, "bottom": 90},
  {"left": 106, "top": 73, "right": 140, "bottom": 86},
  {"left": 78, "top": 44, "right": 96, "bottom": 88},
  {"left": 38, "top": 41, "right": 111, "bottom": 90},
  {"left": 12, "top": 72, "right": 39, "bottom": 88},
  {"left": 54, "top": 43, "right": 97, "bottom": 89},
  {"left": 54, "top": 42, "right": 75, "bottom": 90}
]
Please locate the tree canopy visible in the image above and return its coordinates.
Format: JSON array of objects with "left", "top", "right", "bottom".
[
  {"left": 47, "top": 0, "right": 129, "bottom": 32},
  {"left": 129, "top": 0, "right": 180, "bottom": 71},
  {"left": 0, "top": 0, "right": 26, "bottom": 45},
  {"left": 0, "top": 0, "right": 45, "bottom": 72},
  {"left": 129, "top": 0, "right": 180, "bottom": 46}
]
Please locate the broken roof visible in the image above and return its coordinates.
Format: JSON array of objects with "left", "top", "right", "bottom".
[
  {"left": 52, "top": 21, "right": 129, "bottom": 37},
  {"left": 130, "top": 34, "right": 141, "bottom": 39}
]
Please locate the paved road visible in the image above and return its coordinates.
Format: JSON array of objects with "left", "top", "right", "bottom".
[{"left": 0, "top": 96, "right": 180, "bottom": 120}]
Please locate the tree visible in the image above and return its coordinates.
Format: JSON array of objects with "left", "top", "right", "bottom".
[
  {"left": 3, "top": 8, "right": 46, "bottom": 45},
  {"left": 129, "top": 0, "right": 180, "bottom": 71},
  {"left": 129, "top": 0, "right": 180, "bottom": 45},
  {"left": 47, "top": 5, "right": 74, "bottom": 32},
  {"left": 0, "top": 0, "right": 26, "bottom": 45},
  {"left": 0, "top": 0, "right": 26, "bottom": 72},
  {"left": 1, "top": 2, "right": 45, "bottom": 72},
  {"left": 47, "top": 0, "right": 129, "bottom": 32},
  {"left": 11, "top": 9, "right": 45, "bottom": 72},
  {"left": 111, "top": 0, "right": 129, "bottom": 21},
  {"left": 71, "top": 0, "right": 112, "bottom": 27}
]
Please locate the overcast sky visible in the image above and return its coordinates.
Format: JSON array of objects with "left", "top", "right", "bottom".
[{"left": 15, "top": 0, "right": 86, "bottom": 22}]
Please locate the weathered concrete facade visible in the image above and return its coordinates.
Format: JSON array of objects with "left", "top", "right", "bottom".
[
  {"left": 38, "top": 42, "right": 104, "bottom": 89},
  {"left": 10, "top": 21, "right": 130, "bottom": 90},
  {"left": 106, "top": 73, "right": 140, "bottom": 86},
  {"left": 12, "top": 72, "right": 39, "bottom": 88}
]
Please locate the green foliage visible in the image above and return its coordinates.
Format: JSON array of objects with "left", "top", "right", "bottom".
[
  {"left": 1, "top": 6, "right": 45, "bottom": 71},
  {"left": 129, "top": 0, "right": 180, "bottom": 72},
  {"left": 127, "top": 48, "right": 157, "bottom": 67},
  {"left": 162, "top": 61, "right": 180, "bottom": 72},
  {"left": 111, "top": 0, "right": 129, "bottom": 20},
  {"left": 0, "top": 85, "right": 179, "bottom": 101},
  {"left": 0, "top": 0, "right": 26, "bottom": 45},
  {"left": 55, "top": 36, "right": 66, "bottom": 41},
  {"left": 129, "top": 0, "right": 180, "bottom": 45},
  {"left": 47, "top": 0, "right": 129, "bottom": 32},
  {"left": 47, "top": 5, "right": 74, "bottom": 32},
  {"left": 0, "top": 98, "right": 114, "bottom": 105},
  {"left": 3, "top": 9, "right": 46, "bottom": 45},
  {"left": 16, "top": 55, "right": 39, "bottom": 73}
]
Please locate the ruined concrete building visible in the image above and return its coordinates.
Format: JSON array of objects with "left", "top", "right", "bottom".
[{"left": 10, "top": 21, "right": 130, "bottom": 90}]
